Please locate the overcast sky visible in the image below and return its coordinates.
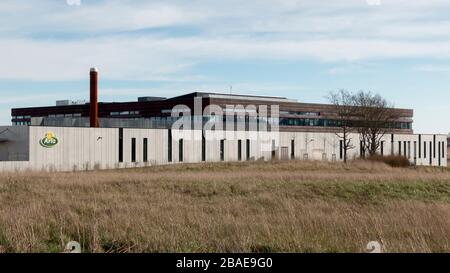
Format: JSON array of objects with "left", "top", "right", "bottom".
[{"left": 0, "top": 0, "right": 449, "bottom": 133}]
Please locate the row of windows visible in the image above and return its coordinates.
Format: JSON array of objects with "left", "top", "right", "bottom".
[
  {"left": 280, "top": 118, "right": 412, "bottom": 130},
  {"left": 119, "top": 129, "right": 149, "bottom": 163},
  {"left": 48, "top": 113, "right": 82, "bottom": 118},
  {"left": 110, "top": 111, "right": 140, "bottom": 116},
  {"left": 12, "top": 115, "right": 31, "bottom": 119},
  {"left": 124, "top": 136, "right": 301, "bottom": 163},
  {"left": 280, "top": 111, "right": 320, "bottom": 116},
  {"left": 121, "top": 130, "right": 255, "bottom": 164},
  {"left": 119, "top": 131, "right": 445, "bottom": 166},
  {"left": 12, "top": 121, "right": 31, "bottom": 126}
]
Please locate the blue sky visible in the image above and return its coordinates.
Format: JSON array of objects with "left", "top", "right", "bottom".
[{"left": 1, "top": 0, "right": 450, "bottom": 133}]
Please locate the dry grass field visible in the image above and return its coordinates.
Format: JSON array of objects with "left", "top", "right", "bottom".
[{"left": 1, "top": 160, "right": 450, "bottom": 253}]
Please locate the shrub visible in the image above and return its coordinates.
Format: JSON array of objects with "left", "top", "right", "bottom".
[{"left": 367, "top": 155, "right": 411, "bottom": 168}]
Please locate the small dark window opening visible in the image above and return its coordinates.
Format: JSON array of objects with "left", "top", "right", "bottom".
[
  {"left": 271, "top": 139, "right": 276, "bottom": 159},
  {"left": 202, "top": 134, "right": 206, "bottom": 162},
  {"left": 391, "top": 134, "right": 394, "bottom": 155},
  {"left": 360, "top": 141, "right": 365, "bottom": 158},
  {"left": 398, "top": 141, "right": 402, "bottom": 156},
  {"left": 433, "top": 135, "right": 436, "bottom": 158},
  {"left": 168, "top": 130, "right": 172, "bottom": 162},
  {"left": 418, "top": 135, "right": 422, "bottom": 158},
  {"left": 220, "top": 139, "right": 225, "bottom": 161},
  {"left": 131, "top": 138, "right": 136, "bottom": 162},
  {"left": 442, "top": 141, "right": 445, "bottom": 159},
  {"left": 381, "top": 141, "right": 384, "bottom": 156},
  {"left": 238, "top": 140, "right": 242, "bottom": 161},
  {"left": 143, "top": 138, "right": 148, "bottom": 162},
  {"left": 339, "top": 140, "right": 343, "bottom": 159},
  {"left": 438, "top": 142, "right": 441, "bottom": 166},
  {"left": 179, "top": 139, "right": 184, "bottom": 162},
  {"left": 291, "top": 139, "right": 295, "bottom": 159},
  {"left": 408, "top": 141, "right": 411, "bottom": 159},
  {"left": 118, "top": 128, "right": 123, "bottom": 163},
  {"left": 414, "top": 141, "right": 417, "bottom": 160}
]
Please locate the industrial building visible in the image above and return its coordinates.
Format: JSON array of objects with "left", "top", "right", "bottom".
[{"left": 0, "top": 68, "right": 447, "bottom": 172}]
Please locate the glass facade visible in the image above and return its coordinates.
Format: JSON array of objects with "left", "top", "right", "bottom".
[{"left": 279, "top": 117, "right": 412, "bottom": 130}]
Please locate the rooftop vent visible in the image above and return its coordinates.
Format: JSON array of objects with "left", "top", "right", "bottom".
[{"left": 56, "top": 100, "right": 87, "bottom": 106}]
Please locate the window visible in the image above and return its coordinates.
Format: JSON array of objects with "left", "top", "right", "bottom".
[
  {"left": 118, "top": 128, "right": 123, "bottom": 163},
  {"left": 220, "top": 139, "right": 225, "bottom": 161},
  {"left": 438, "top": 142, "right": 441, "bottom": 166},
  {"left": 143, "top": 138, "right": 148, "bottom": 162},
  {"left": 246, "top": 139, "right": 250, "bottom": 160},
  {"left": 202, "top": 134, "right": 206, "bottom": 162},
  {"left": 408, "top": 141, "right": 411, "bottom": 159},
  {"left": 414, "top": 141, "right": 417, "bottom": 160},
  {"left": 238, "top": 140, "right": 242, "bottom": 161},
  {"left": 340, "top": 140, "right": 343, "bottom": 159},
  {"left": 418, "top": 135, "right": 421, "bottom": 158},
  {"left": 360, "top": 141, "right": 365, "bottom": 158},
  {"left": 381, "top": 141, "right": 384, "bottom": 156},
  {"left": 168, "top": 130, "right": 172, "bottom": 162},
  {"left": 433, "top": 135, "right": 436, "bottom": 158},
  {"left": 443, "top": 141, "right": 445, "bottom": 158},
  {"left": 404, "top": 141, "right": 407, "bottom": 157},
  {"left": 291, "top": 139, "right": 295, "bottom": 159},
  {"left": 280, "top": 111, "right": 320, "bottom": 116},
  {"left": 179, "top": 139, "right": 184, "bottom": 162},
  {"left": 398, "top": 141, "right": 402, "bottom": 156},
  {"left": 272, "top": 139, "right": 276, "bottom": 159},
  {"left": 131, "top": 138, "right": 136, "bottom": 162},
  {"left": 391, "top": 134, "right": 394, "bottom": 155}
]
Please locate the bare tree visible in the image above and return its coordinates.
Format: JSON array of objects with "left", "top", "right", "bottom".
[
  {"left": 327, "top": 90, "right": 356, "bottom": 163},
  {"left": 352, "top": 91, "right": 401, "bottom": 157}
]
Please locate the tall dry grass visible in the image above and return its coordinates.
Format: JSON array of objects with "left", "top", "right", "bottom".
[{"left": 0, "top": 160, "right": 450, "bottom": 253}]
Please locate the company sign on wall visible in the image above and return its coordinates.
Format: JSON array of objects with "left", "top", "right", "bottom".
[{"left": 39, "top": 132, "right": 59, "bottom": 148}]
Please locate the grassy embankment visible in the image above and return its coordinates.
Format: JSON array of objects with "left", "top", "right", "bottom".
[{"left": 1, "top": 160, "right": 450, "bottom": 253}]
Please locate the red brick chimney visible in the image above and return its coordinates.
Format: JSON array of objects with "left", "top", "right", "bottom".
[{"left": 90, "top": 67, "right": 99, "bottom": 128}]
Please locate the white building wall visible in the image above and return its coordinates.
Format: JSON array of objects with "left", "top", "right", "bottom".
[{"left": 0, "top": 126, "right": 446, "bottom": 172}]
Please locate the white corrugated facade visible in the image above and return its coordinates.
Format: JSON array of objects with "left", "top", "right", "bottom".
[{"left": 0, "top": 126, "right": 446, "bottom": 172}]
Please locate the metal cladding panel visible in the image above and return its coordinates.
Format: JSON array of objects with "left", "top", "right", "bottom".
[{"left": 28, "top": 126, "right": 118, "bottom": 171}]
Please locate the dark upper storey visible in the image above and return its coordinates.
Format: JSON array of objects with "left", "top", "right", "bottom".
[{"left": 11, "top": 92, "right": 414, "bottom": 133}]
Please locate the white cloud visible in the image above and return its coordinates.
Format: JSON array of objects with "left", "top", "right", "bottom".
[
  {"left": 0, "top": 0, "right": 449, "bottom": 81},
  {"left": 1, "top": 37, "right": 450, "bottom": 81}
]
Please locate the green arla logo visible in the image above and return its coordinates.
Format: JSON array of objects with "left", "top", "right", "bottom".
[{"left": 39, "top": 132, "right": 59, "bottom": 148}]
